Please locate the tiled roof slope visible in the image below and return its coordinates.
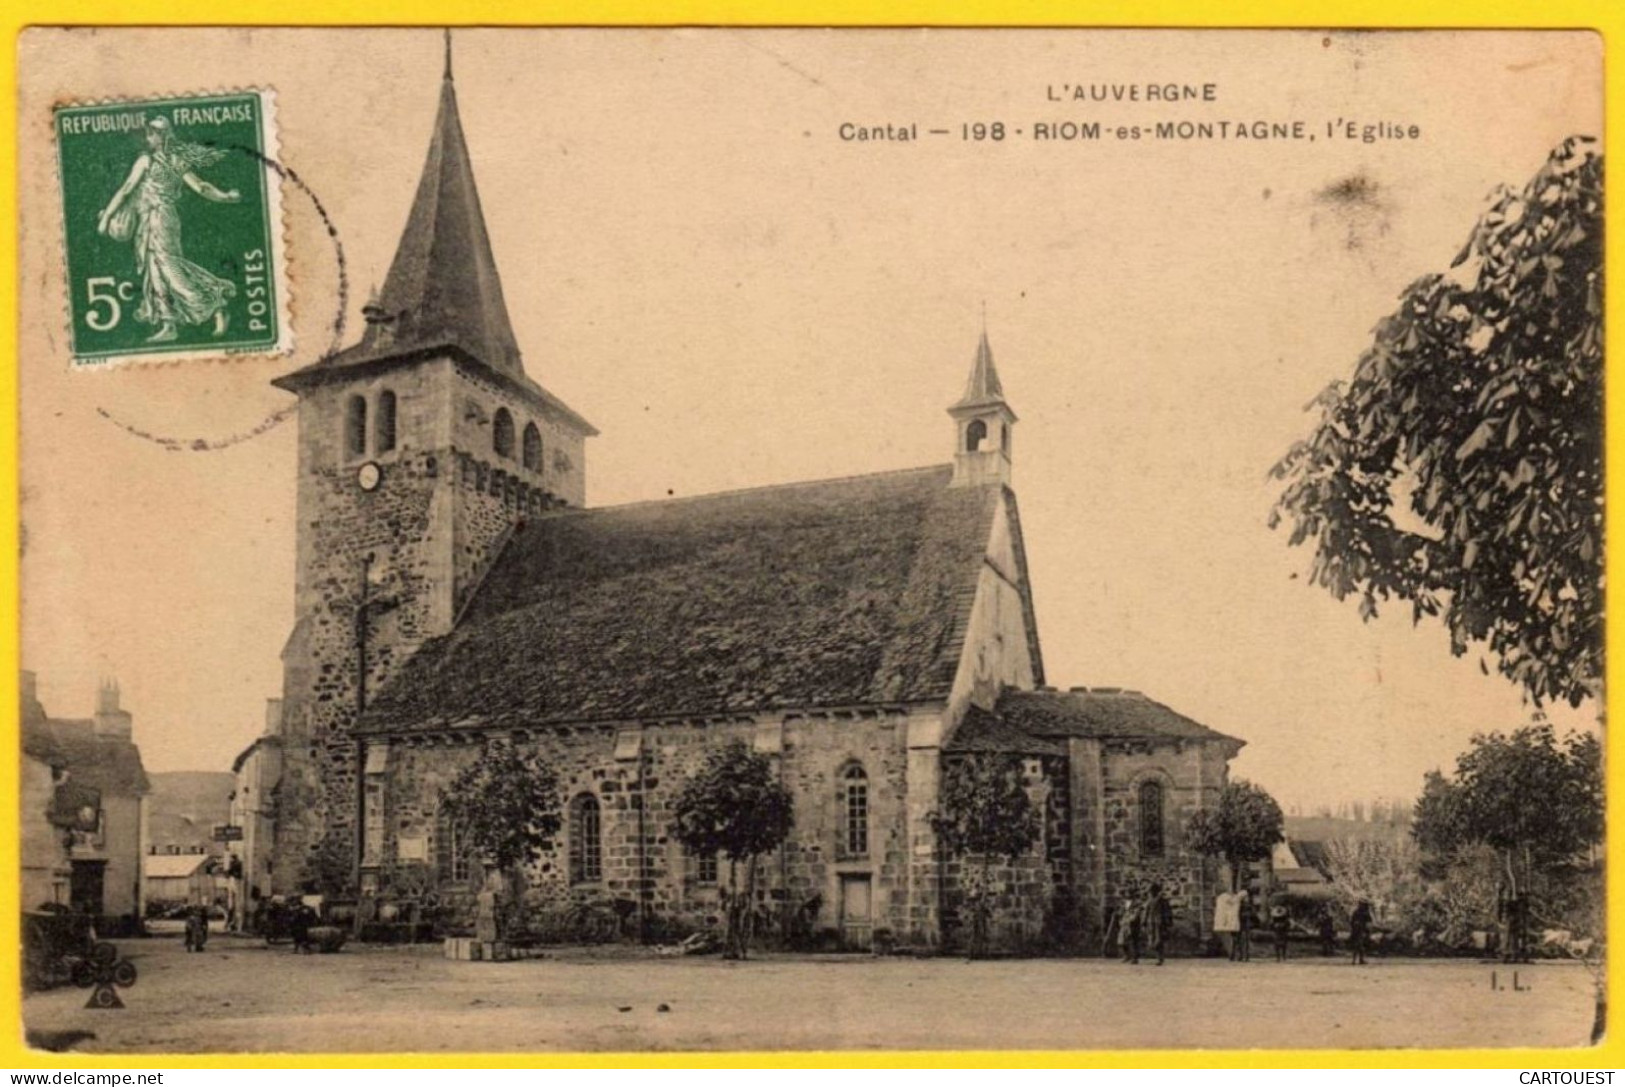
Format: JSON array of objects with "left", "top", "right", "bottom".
[
  {"left": 21, "top": 719, "right": 151, "bottom": 796},
  {"left": 996, "top": 688, "right": 1242, "bottom": 746},
  {"left": 943, "top": 704, "right": 1063, "bottom": 756},
  {"left": 360, "top": 466, "right": 1020, "bottom": 734}
]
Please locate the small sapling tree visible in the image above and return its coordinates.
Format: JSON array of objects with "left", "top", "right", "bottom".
[{"left": 671, "top": 739, "right": 794, "bottom": 959}]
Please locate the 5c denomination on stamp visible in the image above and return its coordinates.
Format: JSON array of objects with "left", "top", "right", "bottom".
[{"left": 54, "top": 90, "right": 289, "bottom": 367}]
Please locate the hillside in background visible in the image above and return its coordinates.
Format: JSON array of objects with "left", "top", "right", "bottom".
[{"left": 147, "top": 771, "right": 234, "bottom": 855}]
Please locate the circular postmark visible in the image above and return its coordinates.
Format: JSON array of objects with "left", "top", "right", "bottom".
[{"left": 94, "top": 140, "right": 350, "bottom": 452}]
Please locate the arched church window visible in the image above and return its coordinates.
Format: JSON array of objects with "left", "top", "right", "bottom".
[
  {"left": 492, "top": 408, "right": 515, "bottom": 460},
  {"left": 376, "top": 390, "right": 397, "bottom": 453},
  {"left": 1001, "top": 422, "right": 1010, "bottom": 450},
  {"left": 522, "top": 422, "right": 542, "bottom": 472},
  {"left": 844, "top": 764, "right": 869, "bottom": 856},
  {"left": 346, "top": 395, "right": 367, "bottom": 458},
  {"left": 569, "top": 794, "right": 602, "bottom": 884},
  {"left": 965, "top": 419, "right": 988, "bottom": 452},
  {"left": 435, "top": 806, "right": 470, "bottom": 886},
  {"left": 1139, "top": 780, "right": 1165, "bottom": 857}
]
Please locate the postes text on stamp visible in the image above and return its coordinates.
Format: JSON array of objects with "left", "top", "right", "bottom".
[{"left": 54, "top": 90, "right": 289, "bottom": 366}]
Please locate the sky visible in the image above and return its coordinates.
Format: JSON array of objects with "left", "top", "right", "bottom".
[{"left": 17, "top": 28, "right": 1602, "bottom": 810}]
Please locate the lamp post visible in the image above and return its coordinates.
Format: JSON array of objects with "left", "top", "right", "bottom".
[{"left": 353, "top": 553, "right": 398, "bottom": 891}]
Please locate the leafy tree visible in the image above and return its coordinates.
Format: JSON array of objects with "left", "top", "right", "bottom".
[
  {"left": 1410, "top": 722, "right": 1601, "bottom": 899},
  {"left": 670, "top": 739, "right": 794, "bottom": 959},
  {"left": 437, "top": 740, "right": 562, "bottom": 924},
  {"left": 1186, "top": 779, "right": 1284, "bottom": 891},
  {"left": 1270, "top": 136, "right": 1602, "bottom": 707},
  {"left": 932, "top": 753, "right": 1041, "bottom": 955}
]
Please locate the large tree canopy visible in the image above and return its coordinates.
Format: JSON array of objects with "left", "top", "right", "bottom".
[
  {"left": 1410, "top": 722, "right": 1602, "bottom": 895},
  {"left": 1270, "top": 137, "right": 1602, "bottom": 706}
]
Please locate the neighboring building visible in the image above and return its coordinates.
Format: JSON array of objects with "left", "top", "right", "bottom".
[
  {"left": 228, "top": 699, "right": 284, "bottom": 927},
  {"left": 266, "top": 51, "right": 1243, "bottom": 951},
  {"left": 21, "top": 748, "right": 71, "bottom": 912},
  {"left": 20, "top": 673, "right": 151, "bottom": 931},
  {"left": 142, "top": 852, "right": 215, "bottom": 908},
  {"left": 1266, "top": 839, "right": 1335, "bottom": 904}
]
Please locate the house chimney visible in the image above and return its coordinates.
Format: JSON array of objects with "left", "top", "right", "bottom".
[
  {"left": 93, "top": 678, "right": 132, "bottom": 739},
  {"left": 19, "top": 670, "right": 43, "bottom": 722}
]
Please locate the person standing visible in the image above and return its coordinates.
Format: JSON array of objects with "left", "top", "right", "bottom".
[
  {"left": 1236, "top": 887, "right": 1254, "bottom": 962},
  {"left": 1318, "top": 905, "right": 1337, "bottom": 957},
  {"left": 1118, "top": 891, "right": 1142, "bottom": 964},
  {"left": 1270, "top": 902, "right": 1291, "bottom": 962},
  {"left": 1213, "top": 888, "right": 1240, "bottom": 960},
  {"left": 1142, "top": 884, "right": 1173, "bottom": 966},
  {"left": 1350, "top": 899, "right": 1373, "bottom": 965},
  {"left": 184, "top": 904, "right": 208, "bottom": 953}
]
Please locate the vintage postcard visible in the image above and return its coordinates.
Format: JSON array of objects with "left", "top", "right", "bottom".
[{"left": 14, "top": 27, "right": 1604, "bottom": 1056}]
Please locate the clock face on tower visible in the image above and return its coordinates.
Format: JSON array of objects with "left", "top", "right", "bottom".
[{"left": 357, "top": 462, "right": 382, "bottom": 492}]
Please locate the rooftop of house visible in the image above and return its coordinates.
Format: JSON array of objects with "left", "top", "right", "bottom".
[
  {"left": 359, "top": 464, "right": 1040, "bottom": 734},
  {"left": 143, "top": 853, "right": 214, "bottom": 880},
  {"left": 21, "top": 718, "right": 150, "bottom": 797}
]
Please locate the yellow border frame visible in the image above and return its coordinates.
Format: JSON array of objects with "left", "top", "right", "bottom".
[{"left": 2, "top": 1, "right": 1618, "bottom": 1069}]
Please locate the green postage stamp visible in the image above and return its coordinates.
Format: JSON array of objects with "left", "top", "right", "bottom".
[{"left": 53, "top": 90, "right": 289, "bottom": 366}]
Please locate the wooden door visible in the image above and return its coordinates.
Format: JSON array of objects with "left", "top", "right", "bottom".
[{"left": 839, "top": 874, "right": 872, "bottom": 950}]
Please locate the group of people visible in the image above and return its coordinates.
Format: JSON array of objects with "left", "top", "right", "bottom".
[
  {"left": 1106, "top": 883, "right": 1174, "bottom": 965},
  {"left": 1212, "top": 888, "right": 1375, "bottom": 964},
  {"left": 251, "top": 896, "right": 320, "bottom": 952}
]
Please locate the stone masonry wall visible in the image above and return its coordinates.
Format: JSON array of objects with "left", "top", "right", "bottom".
[
  {"left": 274, "top": 354, "right": 591, "bottom": 894},
  {"left": 373, "top": 706, "right": 932, "bottom": 946},
  {"left": 1097, "top": 738, "right": 1229, "bottom": 953},
  {"left": 938, "top": 754, "right": 1070, "bottom": 952}
]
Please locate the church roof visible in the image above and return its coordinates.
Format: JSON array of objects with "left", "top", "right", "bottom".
[
  {"left": 273, "top": 45, "right": 601, "bottom": 441},
  {"left": 366, "top": 57, "right": 521, "bottom": 375},
  {"left": 943, "top": 704, "right": 1064, "bottom": 756},
  {"left": 358, "top": 465, "right": 1027, "bottom": 734},
  {"left": 994, "top": 688, "right": 1242, "bottom": 746},
  {"left": 951, "top": 332, "right": 1008, "bottom": 412}
]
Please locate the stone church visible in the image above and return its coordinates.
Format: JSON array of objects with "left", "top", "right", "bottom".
[{"left": 268, "top": 50, "right": 1243, "bottom": 952}]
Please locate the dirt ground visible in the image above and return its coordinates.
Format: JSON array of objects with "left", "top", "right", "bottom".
[{"left": 21, "top": 933, "right": 1600, "bottom": 1054}]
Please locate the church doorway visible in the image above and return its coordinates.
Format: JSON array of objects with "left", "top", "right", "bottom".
[{"left": 839, "top": 874, "right": 872, "bottom": 950}]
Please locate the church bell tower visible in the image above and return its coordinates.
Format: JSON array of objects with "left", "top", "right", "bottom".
[
  {"left": 949, "top": 329, "right": 1016, "bottom": 488},
  {"left": 267, "top": 35, "right": 597, "bottom": 892}
]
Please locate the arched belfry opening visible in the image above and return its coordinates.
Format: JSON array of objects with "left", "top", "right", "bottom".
[{"left": 948, "top": 328, "right": 1017, "bottom": 487}]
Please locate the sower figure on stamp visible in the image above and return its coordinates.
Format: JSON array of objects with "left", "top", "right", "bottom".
[{"left": 96, "top": 116, "right": 240, "bottom": 343}]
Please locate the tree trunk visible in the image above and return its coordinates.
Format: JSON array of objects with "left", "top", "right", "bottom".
[
  {"left": 727, "top": 858, "right": 743, "bottom": 960},
  {"left": 741, "top": 854, "right": 758, "bottom": 961}
]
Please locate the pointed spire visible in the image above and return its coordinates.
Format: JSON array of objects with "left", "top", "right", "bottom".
[
  {"left": 953, "top": 327, "right": 1007, "bottom": 410},
  {"left": 362, "top": 35, "right": 524, "bottom": 377}
]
